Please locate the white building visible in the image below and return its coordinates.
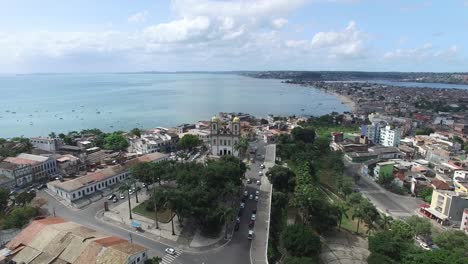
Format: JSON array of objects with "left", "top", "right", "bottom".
[
  {"left": 210, "top": 116, "right": 240, "bottom": 156},
  {"left": 128, "top": 129, "right": 176, "bottom": 154},
  {"left": 17, "top": 153, "right": 58, "bottom": 180},
  {"left": 361, "top": 122, "right": 381, "bottom": 144},
  {"left": 379, "top": 125, "right": 401, "bottom": 147},
  {"left": 180, "top": 128, "right": 211, "bottom": 144},
  {"left": 48, "top": 152, "right": 168, "bottom": 203},
  {"left": 30, "top": 137, "right": 59, "bottom": 152}
]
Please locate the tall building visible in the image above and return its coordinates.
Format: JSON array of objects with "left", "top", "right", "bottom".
[
  {"left": 361, "top": 122, "right": 381, "bottom": 144},
  {"left": 30, "top": 137, "right": 60, "bottom": 152},
  {"left": 380, "top": 125, "right": 401, "bottom": 147},
  {"left": 210, "top": 116, "right": 240, "bottom": 156}
]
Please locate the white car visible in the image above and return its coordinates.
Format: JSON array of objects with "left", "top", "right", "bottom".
[
  {"left": 256, "top": 180, "right": 261, "bottom": 185},
  {"left": 249, "top": 194, "right": 253, "bottom": 200},
  {"left": 243, "top": 191, "right": 248, "bottom": 197},
  {"left": 255, "top": 195, "right": 259, "bottom": 202},
  {"left": 248, "top": 230, "right": 254, "bottom": 240},
  {"left": 128, "top": 189, "right": 134, "bottom": 195},
  {"left": 251, "top": 214, "right": 256, "bottom": 221},
  {"left": 260, "top": 164, "right": 265, "bottom": 169},
  {"left": 255, "top": 190, "right": 260, "bottom": 196},
  {"left": 165, "top": 248, "right": 176, "bottom": 255},
  {"left": 240, "top": 202, "right": 245, "bottom": 209},
  {"left": 236, "top": 217, "right": 241, "bottom": 223},
  {"left": 258, "top": 171, "right": 263, "bottom": 176},
  {"left": 119, "top": 193, "right": 125, "bottom": 199}
]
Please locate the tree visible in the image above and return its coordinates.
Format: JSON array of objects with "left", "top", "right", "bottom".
[
  {"left": 15, "top": 191, "right": 36, "bottom": 206},
  {"left": 335, "top": 201, "right": 349, "bottom": 231},
  {"left": 266, "top": 165, "right": 296, "bottom": 193},
  {"left": 380, "top": 214, "right": 393, "bottom": 230},
  {"left": 104, "top": 132, "right": 129, "bottom": 151},
  {"left": 390, "top": 220, "right": 414, "bottom": 241},
  {"left": 283, "top": 256, "right": 317, "bottom": 264},
  {"left": 178, "top": 134, "right": 201, "bottom": 151},
  {"left": 434, "top": 230, "right": 468, "bottom": 252},
  {"left": 0, "top": 188, "right": 9, "bottom": 212},
  {"left": 415, "top": 127, "right": 434, "bottom": 135},
  {"left": 367, "top": 252, "right": 396, "bottom": 264},
  {"left": 281, "top": 224, "right": 321, "bottom": 256},
  {"left": 49, "top": 132, "right": 56, "bottom": 138},
  {"left": 234, "top": 137, "right": 249, "bottom": 160},
  {"left": 291, "top": 127, "right": 315, "bottom": 143},
  {"left": 4, "top": 206, "right": 38, "bottom": 229},
  {"left": 368, "top": 230, "right": 411, "bottom": 262},
  {"left": 144, "top": 257, "right": 162, "bottom": 264},
  {"left": 419, "top": 187, "right": 433, "bottom": 203},
  {"left": 118, "top": 180, "right": 133, "bottom": 219},
  {"left": 405, "top": 215, "right": 431, "bottom": 238},
  {"left": 130, "top": 128, "right": 142, "bottom": 138}
]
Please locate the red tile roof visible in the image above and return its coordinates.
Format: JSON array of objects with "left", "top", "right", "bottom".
[
  {"left": 431, "top": 179, "right": 451, "bottom": 190},
  {"left": 94, "top": 236, "right": 126, "bottom": 247},
  {"left": 4, "top": 157, "right": 39, "bottom": 165}
]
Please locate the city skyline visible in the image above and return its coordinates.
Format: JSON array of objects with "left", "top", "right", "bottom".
[{"left": 1, "top": 0, "right": 467, "bottom": 73}]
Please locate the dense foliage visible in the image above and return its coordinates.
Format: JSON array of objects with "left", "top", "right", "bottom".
[
  {"left": 0, "top": 137, "right": 33, "bottom": 157},
  {"left": 266, "top": 166, "right": 296, "bottom": 193},
  {"left": 131, "top": 156, "right": 245, "bottom": 235},
  {"left": 178, "top": 134, "right": 201, "bottom": 151},
  {"left": 104, "top": 132, "right": 130, "bottom": 151},
  {"left": 281, "top": 224, "right": 321, "bottom": 256}
]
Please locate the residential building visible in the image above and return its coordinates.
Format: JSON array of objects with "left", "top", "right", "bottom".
[
  {"left": 4, "top": 217, "right": 147, "bottom": 264},
  {"left": 454, "top": 170, "right": 468, "bottom": 179},
  {"left": 345, "top": 152, "right": 378, "bottom": 163},
  {"left": 0, "top": 161, "right": 32, "bottom": 188},
  {"left": 56, "top": 154, "right": 82, "bottom": 177},
  {"left": 373, "top": 161, "right": 395, "bottom": 181},
  {"left": 128, "top": 129, "right": 177, "bottom": 154},
  {"left": 47, "top": 152, "right": 168, "bottom": 203},
  {"left": 361, "top": 122, "right": 381, "bottom": 144},
  {"left": 454, "top": 177, "right": 468, "bottom": 194},
  {"left": 30, "top": 137, "right": 60, "bottom": 152},
  {"left": 379, "top": 125, "right": 401, "bottom": 147},
  {"left": 461, "top": 209, "right": 468, "bottom": 234},
  {"left": 422, "top": 190, "right": 468, "bottom": 225},
  {"left": 210, "top": 116, "right": 240, "bottom": 156},
  {"left": 5, "top": 153, "right": 58, "bottom": 183},
  {"left": 368, "top": 146, "right": 402, "bottom": 159},
  {"left": 182, "top": 128, "right": 211, "bottom": 144}
]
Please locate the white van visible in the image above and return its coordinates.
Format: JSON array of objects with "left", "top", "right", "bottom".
[{"left": 248, "top": 230, "right": 254, "bottom": 240}]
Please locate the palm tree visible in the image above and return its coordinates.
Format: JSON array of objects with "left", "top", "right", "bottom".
[
  {"left": 336, "top": 202, "right": 349, "bottom": 231},
  {"left": 220, "top": 207, "right": 235, "bottom": 239},
  {"left": 352, "top": 205, "right": 365, "bottom": 233},
  {"left": 234, "top": 137, "right": 249, "bottom": 161},
  {"left": 118, "top": 180, "right": 133, "bottom": 220},
  {"left": 163, "top": 196, "right": 176, "bottom": 236},
  {"left": 127, "top": 177, "right": 139, "bottom": 203}
]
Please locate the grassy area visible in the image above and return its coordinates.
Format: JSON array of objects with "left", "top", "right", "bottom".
[
  {"left": 315, "top": 125, "right": 359, "bottom": 138},
  {"left": 340, "top": 211, "right": 370, "bottom": 235},
  {"left": 132, "top": 202, "right": 174, "bottom": 223}
]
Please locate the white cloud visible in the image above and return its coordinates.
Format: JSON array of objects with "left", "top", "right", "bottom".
[
  {"left": 127, "top": 11, "right": 148, "bottom": 23},
  {"left": 285, "top": 39, "right": 309, "bottom": 48},
  {"left": 384, "top": 43, "right": 459, "bottom": 62},
  {"left": 144, "top": 16, "right": 212, "bottom": 43},
  {"left": 272, "top": 18, "right": 288, "bottom": 29},
  {"left": 310, "top": 21, "right": 367, "bottom": 58}
]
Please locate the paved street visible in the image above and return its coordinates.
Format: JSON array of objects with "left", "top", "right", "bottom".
[
  {"left": 38, "top": 139, "right": 272, "bottom": 264},
  {"left": 344, "top": 159, "right": 422, "bottom": 219}
]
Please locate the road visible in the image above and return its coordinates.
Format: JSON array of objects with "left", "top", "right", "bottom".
[
  {"left": 39, "top": 139, "right": 270, "bottom": 264},
  {"left": 343, "top": 159, "right": 422, "bottom": 219}
]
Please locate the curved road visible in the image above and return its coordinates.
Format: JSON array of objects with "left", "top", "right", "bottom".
[{"left": 40, "top": 139, "right": 268, "bottom": 264}]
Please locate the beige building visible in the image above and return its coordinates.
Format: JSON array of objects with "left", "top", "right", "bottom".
[
  {"left": 423, "top": 190, "right": 468, "bottom": 225},
  {"left": 210, "top": 116, "right": 241, "bottom": 157}
]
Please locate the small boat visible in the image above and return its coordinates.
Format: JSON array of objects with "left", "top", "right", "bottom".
[
  {"left": 12, "top": 112, "right": 16, "bottom": 114},
  {"left": 72, "top": 110, "right": 75, "bottom": 112},
  {"left": 29, "top": 114, "right": 32, "bottom": 117},
  {"left": 59, "top": 117, "right": 63, "bottom": 120}
]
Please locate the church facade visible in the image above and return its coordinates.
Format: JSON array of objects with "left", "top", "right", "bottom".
[{"left": 210, "top": 116, "right": 240, "bottom": 157}]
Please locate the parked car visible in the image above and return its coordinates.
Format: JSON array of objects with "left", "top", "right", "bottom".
[
  {"left": 255, "top": 190, "right": 260, "bottom": 196},
  {"left": 252, "top": 209, "right": 257, "bottom": 214},
  {"left": 108, "top": 194, "right": 116, "bottom": 200},
  {"left": 165, "top": 248, "right": 176, "bottom": 255},
  {"left": 256, "top": 180, "right": 261, "bottom": 185},
  {"left": 260, "top": 164, "right": 265, "bottom": 169},
  {"left": 119, "top": 193, "right": 125, "bottom": 199},
  {"left": 241, "top": 197, "right": 246, "bottom": 202},
  {"left": 247, "top": 178, "right": 252, "bottom": 184},
  {"left": 255, "top": 196, "right": 259, "bottom": 202},
  {"left": 248, "top": 220, "right": 255, "bottom": 227},
  {"left": 112, "top": 197, "right": 118, "bottom": 203},
  {"left": 129, "top": 189, "right": 134, "bottom": 195},
  {"left": 240, "top": 202, "right": 245, "bottom": 209},
  {"left": 236, "top": 217, "right": 241, "bottom": 223},
  {"left": 251, "top": 214, "right": 256, "bottom": 221},
  {"left": 243, "top": 190, "right": 248, "bottom": 197},
  {"left": 249, "top": 194, "right": 253, "bottom": 200},
  {"left": 258, "top": 171, "right": 263, "bottom": 176},
  {"left": 248, "top": 230, "right": 254, "bottom": 240},
  {"left": 234, "top": 222, "right": 240, "bottom": 231}
]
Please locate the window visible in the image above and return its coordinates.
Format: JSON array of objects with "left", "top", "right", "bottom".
[
  {"left": 73, "top": 193, "right": 75, "bottom": 199},
  {"left": 143, "top": 253, "right": 145, "bottom": 257},
  {"left": 227, "top": 140, "right": 230, "bottom": 145},
  {"left": 137, "top": 257, "right": 140, "bottom": 262}
]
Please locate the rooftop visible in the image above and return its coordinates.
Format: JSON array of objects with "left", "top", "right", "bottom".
[
  {"left": 5, "top": 217, "right": 146, "bottom": 264},
  {"left": 17, "top": 153, "right": 49, "bottom": 162}
]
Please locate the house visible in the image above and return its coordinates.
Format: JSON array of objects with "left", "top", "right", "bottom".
[
  {"left": 345, "top": 152, "right": 379, "bottom": 163},
  {"left": 461, "top": 209, "right": 468, "bottom": 234},
  {"left": 128, "top": 129, "right": 177, "bottom": 154},
  {"left": 3, "top": 217, "right": 147, "bottom": 264},
  {"left": 421, "top": 190, "right": 468, "bottom": 225},
  {"left": 368, "top": 146, "right": 402, "bottom": 160},
  {"left": 373, "top": 161, "right": 395, "bottom": 181},
  {"left": 454, "top": 177, "right": 468, "bottom": 194},
  {"left": 47, "top": 152, "right": 168, "bottom": 203}
]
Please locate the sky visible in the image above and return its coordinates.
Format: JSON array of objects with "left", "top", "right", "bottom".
[{"left": 0, "top": 0, "right": 467, "bottom": 73}]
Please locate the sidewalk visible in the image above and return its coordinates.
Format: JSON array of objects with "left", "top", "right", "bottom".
[{"left": 96, "top": 190, "right": 231, "bottom": 252}]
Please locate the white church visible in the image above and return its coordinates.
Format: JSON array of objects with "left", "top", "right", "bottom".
[{"left": 210, "top": 116, "right": 241, "bottom": 157}]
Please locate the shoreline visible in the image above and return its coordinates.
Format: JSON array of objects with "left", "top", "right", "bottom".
[{"left": 329, "top": 92, "right": 357, "bottom": 113}]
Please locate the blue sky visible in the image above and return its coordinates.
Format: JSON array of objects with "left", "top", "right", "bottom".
[{"left": 0, "top": 0, "right": 467, "bottom": 73}]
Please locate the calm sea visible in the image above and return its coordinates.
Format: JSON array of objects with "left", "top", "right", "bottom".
[{"left": 0, "top": 73, "right": 349, "bottom": 138}]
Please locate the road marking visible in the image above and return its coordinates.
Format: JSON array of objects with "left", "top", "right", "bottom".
[{"left": 161, "top": 248, "right": 183, "bottom": 264}]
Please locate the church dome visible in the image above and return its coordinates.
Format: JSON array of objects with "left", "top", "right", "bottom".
[
  {"left": 233, "top": 116, "right": 240, "bottom": 123},
  {"left": 212, "top": 116, "right": 220, "bottom": 122}
]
